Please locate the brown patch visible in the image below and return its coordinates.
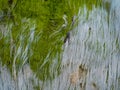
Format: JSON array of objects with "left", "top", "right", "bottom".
[
  {"left": 92, "top": 82, "right": 97, "bottom": 88},
  {"left": 80, "top": 82, "right": 86, "bottom": 90},
  {"left": 91, "top": 82, "right": 99, "bottom": 90},
  {"left": 70, "top": 64, "right": 88, "bottom": 85},
  {"left": 79, "top": 65, "right": 88, "bottom": 79},
  {"left": 80, "top": 83, "right": 82, "bottom": 87},
  {"left": 70, "top": 70, "right": 79, "bottom": 85}
]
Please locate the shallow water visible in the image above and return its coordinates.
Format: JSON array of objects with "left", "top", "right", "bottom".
[{"left": 0, "top": 0, "right": 120, "bottom": 90}]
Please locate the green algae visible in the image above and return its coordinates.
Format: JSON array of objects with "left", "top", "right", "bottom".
[{"left": 0, "top": 0, "right": 103, "bottom": 81}]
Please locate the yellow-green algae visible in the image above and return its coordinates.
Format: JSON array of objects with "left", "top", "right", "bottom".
[{"left": 0, "top": 0, "right": 106, "bottom": 81}]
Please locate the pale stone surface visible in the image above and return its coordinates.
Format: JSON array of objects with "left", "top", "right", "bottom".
[{"left": 0, "top": 0, "right": 120, "bottom": 90}]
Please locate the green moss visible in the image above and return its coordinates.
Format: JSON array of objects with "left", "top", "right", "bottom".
[
  {"left": 34, "top": 85, "right": 41, "bottom": 90},
  {"left": 0, "top": 0, "right": 102, "bottom": 81}
]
